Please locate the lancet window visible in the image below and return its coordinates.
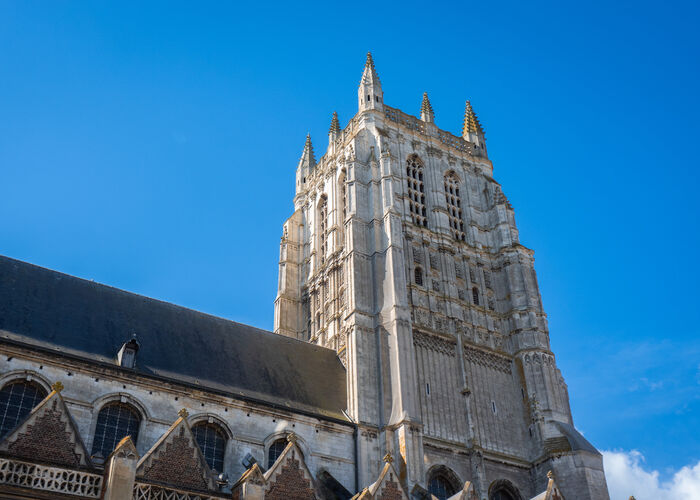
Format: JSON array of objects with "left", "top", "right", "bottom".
[
  {"left": 444, "top": 173, "right": 465, "bottom": 241},
  {"left": 406, "top": 156, "right": 427, "bottom": 226}
]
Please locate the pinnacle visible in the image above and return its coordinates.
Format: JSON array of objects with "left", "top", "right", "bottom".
[
  {"left": 360, "top": 51, "right": 381, "bottom": 86},
  {"left": 329, "top": 111, "right": 340, "bottom": 135},
  {"left": 298, "top": 134, "right": 316, "bottom": 169},
  {"left": 462, "top": 100, "right": 484, "bottom": 136},
  {"left": 420, "top": 92, "right": 434, "bottom": 122}
]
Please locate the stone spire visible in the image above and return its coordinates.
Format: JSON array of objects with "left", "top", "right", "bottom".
[
  {"left": 298, "top": 134, "right": 316, "bottom": 170},
  {"left": 462, "top": 100, "right": 484, "bottom": 137},
  {"left": 358, "top": 52, "right": 383, "bottom": 112},
  {"left": 420, "top": 92, "right": 434, "bottom": 123}
]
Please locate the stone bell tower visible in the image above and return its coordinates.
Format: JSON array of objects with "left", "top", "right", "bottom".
[{"left": 274, "top": 53, "right": 608, "bottom": 500}]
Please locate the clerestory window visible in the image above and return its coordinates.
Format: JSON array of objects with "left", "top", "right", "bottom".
[
  {"left": 192, "top": 422, "right": 227, "bottom": 472},
  {"left": 91, "top": 402, "right": 141, "bottom": 458},
  {"left": 0, "top": 380, "right": 47, "bottom": 437}
]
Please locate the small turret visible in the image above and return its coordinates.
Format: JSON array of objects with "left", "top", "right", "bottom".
[
  {"left": 462, "top": 100, "right": 486, "bottom": 153},
  {"left": 296, "top": 134, "right": 315, "bottom": 193},
  {"left": 328, "top": 111, "right": 340, "bottom": 154},
  {"left": 358, "top": 52, "right": 383, "bottom": 112},
  {"left": 420, "top": 92, "right": 434, "bottom": 123}
]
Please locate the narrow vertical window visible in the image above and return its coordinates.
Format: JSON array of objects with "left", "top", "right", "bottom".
[
  {"left": 472, "top": 287, "right": 480, "bottom": 306},
  {"left": 444, "top": 173, "right": 465, "bottom": 241},
  {"left": 406, "top": 155, "right": 427, "bottom": 227},
  {"left": 414, "top": 267, "right": 424, "bottom": 286},
  {"left": 318, "top": 196, "right": 328, "bottom": 264},
  {"left": 339, "top": 169, "right": 347, "bottom": 222}
]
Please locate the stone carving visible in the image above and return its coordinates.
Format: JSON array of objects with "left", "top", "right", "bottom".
[
  {"left": 429, "top": 253, "right": 439, "bottom": 269},
  {"left": 413, "top": 247, "right": 424, "bottom": 263},
  {"left": 464, "top": 346, "right": 512, "bottom": 374},
  {"left": 413, "top": 331, "right": 456, "bottom": 357}
]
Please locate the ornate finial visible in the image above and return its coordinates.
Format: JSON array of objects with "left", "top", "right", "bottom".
[
  {"left": 366, "top": 51, "right": 374, "bottom": 68},
  {"left": 329, "top": 112, "right": 341, "bottom": 135},
  {"left": 51, "top": 381, "right": 64, "bottom": 393},
  {"left": 286, "top": 432, "right": 298, "bottom": 444},
  {"left": 547, "top": 470, "right": 554, "bottom": 479},
  {"left": 462, "top": 100, "right": 484, "bottom": 137},
  {"left": 383, "top": 452, "right": 393, "bottom": 464},
  {"left": 178, "top": 408, "right": 189, "bottom": 418},
  {"left": 420, "top": 92, "right": 435, "bottom": 123}
]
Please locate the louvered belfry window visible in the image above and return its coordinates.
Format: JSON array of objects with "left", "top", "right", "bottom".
[
  {"left": 444, "top": 173, "right": 465, "bottom": 241},
  {"left": 406, "top": 155, "right": 427, "bottom": 227}
]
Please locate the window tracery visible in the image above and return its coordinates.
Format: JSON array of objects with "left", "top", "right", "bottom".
[
  {"left": 406, "top": 156, "right": 427, "bottom": 227},
  {"left": 444, "top": 173, "right": 465, "bottom": 241}
]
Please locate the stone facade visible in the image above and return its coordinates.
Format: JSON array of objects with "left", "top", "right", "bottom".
[{"left": 274, "top": 53, "right": 608, "bottom": 499}]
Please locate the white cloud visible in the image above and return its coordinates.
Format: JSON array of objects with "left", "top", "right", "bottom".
[{"left": 603, "top": 450, "right": 700, "bottom": 500}]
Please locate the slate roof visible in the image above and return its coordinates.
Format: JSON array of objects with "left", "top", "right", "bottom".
[{"left": 0, "top": 255, "right": 348, "bottom": 422}]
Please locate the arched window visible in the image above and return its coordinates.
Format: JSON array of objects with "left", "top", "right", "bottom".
[
  {"left": 406, "top": 156, "right": 427, "bottom": 227},
  {"left": 192, "top": 422, "right": 226, "bottom": 472},
  {"left": 472, "top": 287, "right": 480, "bottom": 306},
  {"left": 428, "top": 472, "right": 458, "bottom": 500},
  {"left": 444, "top": 173, "right": 465, "bottom": 241},
  {"left": 414, "top": 267, "right": 424, "bottom": 286},
  {"left": 489, "top": 479, "right": 521, "bottom": 500},
  {"left": 318, "top": 196, "right": 328, "bottom": 264},
  {"left": 0, "top": 380, "right": 48, "bottom": 437},
  {"left": 91, "top": 402, "right": 141, "bottom": 458},
  {"left": 267, "top": 437, "right": 288, "bottom": 469}
]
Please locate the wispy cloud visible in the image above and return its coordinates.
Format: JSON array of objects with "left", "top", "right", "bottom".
[{"left": 604, "top": 450, "right": 700, "bottom": 500}]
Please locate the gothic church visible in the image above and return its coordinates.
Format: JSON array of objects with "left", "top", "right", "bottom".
[{"left": 0, "top": 54, "right": 608, "bottom": 500}]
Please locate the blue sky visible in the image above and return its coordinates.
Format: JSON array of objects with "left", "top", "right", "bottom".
[{"left": 1, "top": 0, "right": 699, "bottom": 491}]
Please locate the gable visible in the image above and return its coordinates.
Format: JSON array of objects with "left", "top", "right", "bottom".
[
  {"left": 264, "top": 438, "right": 319, "bottom": 500},
  {"left": 136, "top": 413, "right": 214, "bottom": 493},
  {"left": 0, "top": 385, "right": 91, "bottom": 469}
]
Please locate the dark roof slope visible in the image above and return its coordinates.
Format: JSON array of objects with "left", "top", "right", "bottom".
[{"left": 0, "top": 255, "right": 348, "bottom": 421}]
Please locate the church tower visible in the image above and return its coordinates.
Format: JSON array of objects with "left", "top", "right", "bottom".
[{"left": 274, "top": 54, "right": 609, "bottom": 500}]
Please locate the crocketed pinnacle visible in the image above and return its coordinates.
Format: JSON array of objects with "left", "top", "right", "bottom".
[
  {"left": 462, "top": 100, "right": 484, "bottom": 136},
  {"left": 329, "top": 111, "right": 340, "bottom": 135},
  {"left": 420, "top": 92, "right": 434, "bottom": 122},
  {"left": 360, "top": 51, "right": 381, "bottom": 86},
  {"left": 298, "top": 134, "right": 316, "bottom": 169}
]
